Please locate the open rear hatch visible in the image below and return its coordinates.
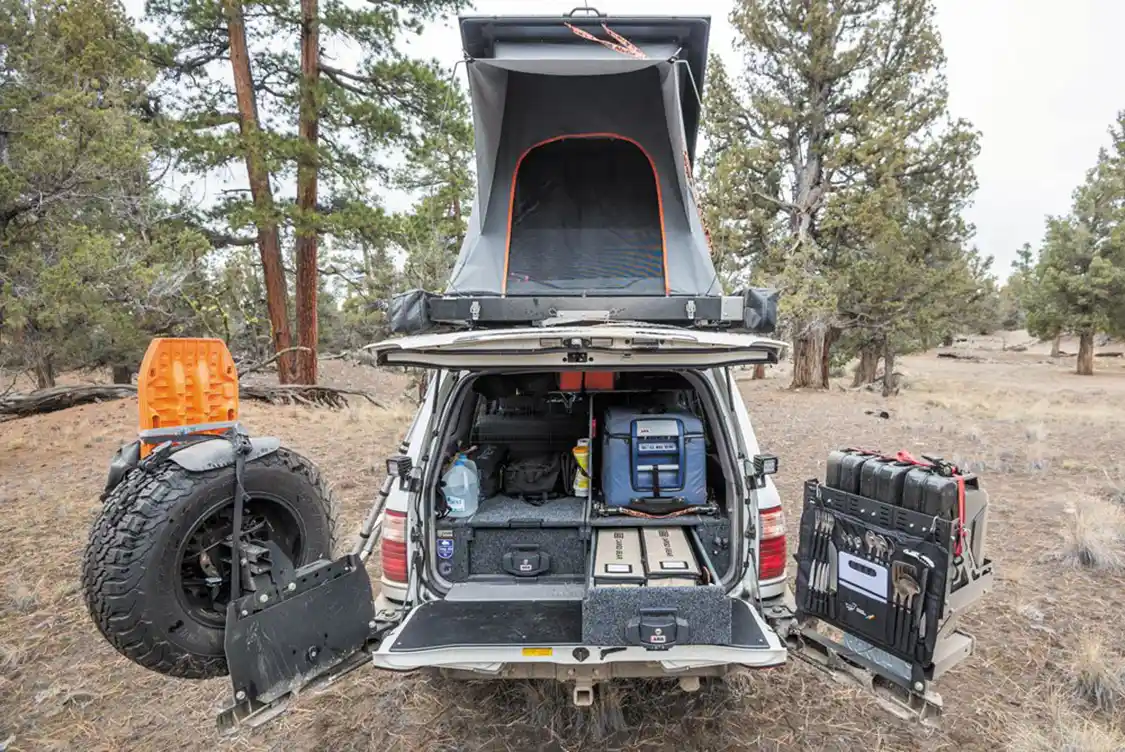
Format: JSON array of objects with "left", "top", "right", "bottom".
[{"left": 367, "top": 324, "right": 786, "bottom": 370}]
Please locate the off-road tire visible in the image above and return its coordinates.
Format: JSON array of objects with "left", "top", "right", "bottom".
[{"left": 82, "top": 447, "right": 339, "bottom": 679}]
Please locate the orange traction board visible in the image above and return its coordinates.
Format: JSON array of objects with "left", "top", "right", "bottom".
[{"left": 138, "top": 338, "right": 239, "bottom": 456}]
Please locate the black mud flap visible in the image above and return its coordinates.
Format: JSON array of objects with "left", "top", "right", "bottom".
[{"left": 217, "top": 554, "right": 375, "bottom": 732}]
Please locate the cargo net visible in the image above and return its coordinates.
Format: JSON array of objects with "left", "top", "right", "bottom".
[{"left": 507, "top": 137, "right": 665, "bottom": 295}]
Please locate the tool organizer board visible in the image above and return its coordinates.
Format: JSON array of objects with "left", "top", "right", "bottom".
[{"left": 795, "top": 480, "right": 953, "bottom": 674}]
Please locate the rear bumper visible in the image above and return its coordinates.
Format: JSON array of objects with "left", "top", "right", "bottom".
[{"left": 371, "top": 597, "right": 786, "bottom": 673}]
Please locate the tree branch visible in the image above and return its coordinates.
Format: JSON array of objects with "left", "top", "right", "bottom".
[{"left": 238, "top": 346, "right": 313, "bottom": 375}]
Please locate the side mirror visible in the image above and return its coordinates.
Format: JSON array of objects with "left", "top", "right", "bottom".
[{"left": 385, "top": 454, "right": 413, "bottom": 491}]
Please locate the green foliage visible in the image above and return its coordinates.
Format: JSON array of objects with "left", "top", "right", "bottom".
[
  {"left": 1023, "top": 117, "right": 1125, "bottom": 342},
  {"left": 701, "top": 0, "right": 990, "bottom": 386},
  {"left": 0, "top": 0, "right": 208, "bottom": 385},
  {"left": 148, "top": 0, "right": 466, "bottom": 258},
  {"left": 395, "top": 81, "right": 473, "bottom": 293}
]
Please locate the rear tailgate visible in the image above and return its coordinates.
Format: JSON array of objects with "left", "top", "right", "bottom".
[
  {"left": 371, "top": 598, "right": 786, "bottom": 671},
  {"left": 366, "top": 325, "right": 786, "bottom": 370}
]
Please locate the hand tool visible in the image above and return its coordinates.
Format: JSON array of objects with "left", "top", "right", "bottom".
[
  {"left": 827, "top": 540, "right": 838, "bottom": 619},
  {"left": 810, "top": 508, "right": 837, "bottom": 612},
  {"left": 913, "top": 561, "right": 931, "bottom": 645},
  {"left": 892, "top": 569, "right": 920, "bottom": 653},
  {"left": 804, "top": 509, "right": 829, "bottom": 612}
]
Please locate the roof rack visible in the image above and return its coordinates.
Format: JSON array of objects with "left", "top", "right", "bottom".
[{"left": 387, "top": 290, "right": 778, "bottom": 335}]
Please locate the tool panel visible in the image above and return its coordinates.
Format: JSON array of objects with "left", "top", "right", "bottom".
[{"left": 796, "top": 450, "right": 993, "bottom": 685}]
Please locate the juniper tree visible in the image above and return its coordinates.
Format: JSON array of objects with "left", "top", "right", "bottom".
[
  {"left": 0, "top": 0, "right": 207, "bottom": 387},
  {"left": 702, "top": 0, "right": 970, "bottom": 388},
  {"left": 1024, "top": 114, "right": 1125, "bottom": 375}
]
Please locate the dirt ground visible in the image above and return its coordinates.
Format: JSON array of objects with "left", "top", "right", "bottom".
[{"left": 3, "top": 333, "right": 1125, "bottom": 751}]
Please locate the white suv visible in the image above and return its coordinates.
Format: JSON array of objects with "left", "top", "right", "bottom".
[{"left": 365, "top": 324, "right": 792, "bottom": 701}]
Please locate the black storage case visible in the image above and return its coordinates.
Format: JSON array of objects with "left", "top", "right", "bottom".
[
  {"left": 825, "top": 449, "right": 878, "bottom": 495},
  {"left": 436, "top": 495, "right": 588, "bottom": 582},
  {"left": 859, "top": 458, "right": 914, "bottom": 506},
  {"left": 582, "top": 527, "right": 731, "bottom": 646},
  {"left": 902, "top": 467, "right": 961, "bottom": 517}
]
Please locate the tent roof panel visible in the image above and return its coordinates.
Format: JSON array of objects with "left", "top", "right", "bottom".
[{"left": 459, "top": 14, "right": 710, "bottom": 160}]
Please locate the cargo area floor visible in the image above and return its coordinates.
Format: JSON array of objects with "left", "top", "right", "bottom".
[
  {"left": 457, "top": 494, "right": 587, "bottom": 526},
  {"left": 389, "top": 601, "right": 584, "bottom": 652}
]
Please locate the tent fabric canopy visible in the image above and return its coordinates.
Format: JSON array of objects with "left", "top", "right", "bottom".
[{"left": 448, "top": 15, "right": 720, "bottom": 298}]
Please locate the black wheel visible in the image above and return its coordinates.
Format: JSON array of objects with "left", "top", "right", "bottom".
[{"left": 82, "top": 447, "right": 338, "bottom": 679}]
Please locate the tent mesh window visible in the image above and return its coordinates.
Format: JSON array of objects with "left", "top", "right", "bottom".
[{"left": 506, "top": 137, "right": 665, "bottom": 295}]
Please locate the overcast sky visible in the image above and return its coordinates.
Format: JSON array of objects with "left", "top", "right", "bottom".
[{"left": 125, "top": 0, "right": 1125, "bottom": 279}]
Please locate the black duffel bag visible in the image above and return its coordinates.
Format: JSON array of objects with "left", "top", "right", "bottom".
[
  {"left": 472, "top": 444, "right": 508, "bottom": 499},
  {"left": 503, "top": 453, "right": 564, "bottom": 504}
]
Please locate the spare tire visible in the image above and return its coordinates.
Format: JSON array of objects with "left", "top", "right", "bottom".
[{"left": 82, "top": 446, "right": 338, "bottom": 679}]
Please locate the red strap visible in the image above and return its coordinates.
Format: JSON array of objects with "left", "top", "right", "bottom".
[
  {"left": 565, "top": 22, "right": 648, "bottom": 59},
  {"left": 954, "top": 475, "right": 966, "bottom": 557},
  {"left": 844, "top": 448, "right": 967, "bottom": 556}
]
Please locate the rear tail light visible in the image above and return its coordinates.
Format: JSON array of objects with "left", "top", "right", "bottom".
[
  {"left": 758, "top": 507, "right": 787, "bottom": 581},
  {"left": 380, "top": 509, "right": 408, "bottom": 584}
]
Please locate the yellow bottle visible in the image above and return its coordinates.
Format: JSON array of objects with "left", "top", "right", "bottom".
[{"left": 573, "top": 439, "right": 590, "bottom": 496}]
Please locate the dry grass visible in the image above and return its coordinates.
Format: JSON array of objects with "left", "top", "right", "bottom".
[
  {"left": 1061, "top": 496, "right": 1125, "bottom": 571},
  {"left": 1071, "top": 637, "right": 1125, "bottom": 712},
  {"left": 3, "top": 340, "right": 1125, "bottom": 750},
  {"left": 1008, "top": 693, "right": 1125, "bottom": 752}
]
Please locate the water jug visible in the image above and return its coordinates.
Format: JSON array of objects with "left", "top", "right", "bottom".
[{"left": 442, "top": 455, "right": 480, "bottom": 518}]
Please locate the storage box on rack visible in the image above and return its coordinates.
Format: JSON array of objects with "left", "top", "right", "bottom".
[
  {"left": 592, "top": 529, "right": 645, "bottom": 587},
  {"left": 641, "top": 527, "right": 702, "bottom": 587},
  {"left": 583, "top": 526, "right": 730, "bottom": 647}
]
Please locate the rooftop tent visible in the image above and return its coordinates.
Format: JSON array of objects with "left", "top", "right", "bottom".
[{"left": 448, "top": 14, "right": 722, "bottom": 298}]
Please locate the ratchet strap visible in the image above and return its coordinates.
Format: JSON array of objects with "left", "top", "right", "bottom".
[{"left": 845, "top": 447, "right": 967, "bottom": 557}]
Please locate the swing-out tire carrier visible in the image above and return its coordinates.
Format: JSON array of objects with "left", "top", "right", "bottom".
[{"left": 217, "top": 554, "right": 378, "bottom": 733}]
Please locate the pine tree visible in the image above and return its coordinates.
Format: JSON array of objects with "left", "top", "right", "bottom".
[
  {"left": 148, "top": 0, "right": 465, "bottom": 382},
  {"left": 702, "top": 0, "right": 961, "bottom": 388},
  {"left": 1024, "top": 114, "right": 1125, "bottom": 375}
]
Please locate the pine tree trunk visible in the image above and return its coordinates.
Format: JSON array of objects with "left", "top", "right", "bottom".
[
  {"left": 1051, "top": 335, "right": 1062, "bottom": 358},
  {"left": 882, "top": 341, "right": 898, "bottom": 397},
  {"left": 223, "top": 0, "right": 295, "bottom": 384},
  {"left": 852, "top": 344, "right": 880, "bottom": 387},
  {"left": 34, "top": 354, "right": 55, "bottom": 390},
  {"left": 293, "top": 0, "right": 320, "bottom": 385},
  {"left": 752, "top": 364, "right": 766, "bottom": 380},
  {"left": 112, "top": 365, "right": 132, "bottom": 385},
  {"left": 1077, "top": 332, "right": 1095, "bottom": 375},
  {"left": 790, "top": 319, "right": 831, "bottom": 389}
]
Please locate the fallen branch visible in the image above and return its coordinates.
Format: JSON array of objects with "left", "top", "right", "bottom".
[
  {"left": 238, "top": 346, "right": 313, "bottom": 375},
  {"left": 1095, "top": 352, "right": 1124, "bottom": 358},
  {"left": 0, "top": 382, "right": 385, "bottom": 420},
  {"left": 0, "top": 384, "right": 138, "bottom": 420},
  {"left": 239, "top": 384, "right": 385, "bottom": 409},
  {"left": 936, "top": 352, "right": 982, "bottom": 361}
]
